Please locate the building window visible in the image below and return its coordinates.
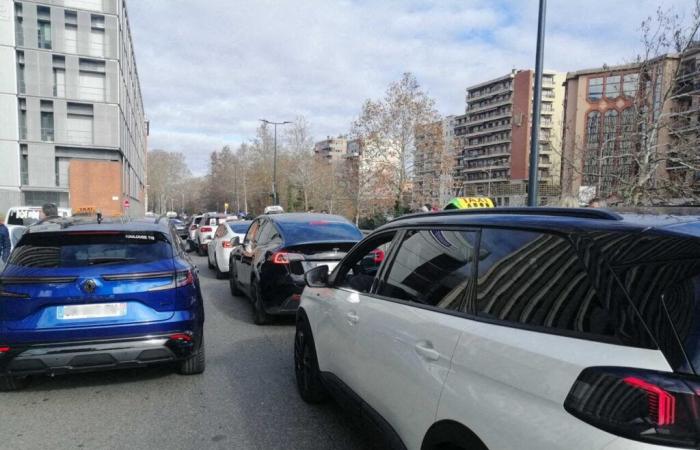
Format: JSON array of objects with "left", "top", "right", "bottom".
[
  {"left": 64, "top": 11, "right": 78, "bottom": 53},
  {"left": 89, "top": 14, "right": 105, "bottom": 56},
  {"left": 20, "top": 147, "right": 28, "bottom": 186},
  {"left": 79, "top": 59, "right": 106, "bottom": 101},
  {"left": 14, "top": 3, "right": 23, "bottom": 46},
  {"left": 583, "top": 111, "right": 601, "bottom": 185},
  {"left": 605, "top": 75, "right": 621, "bottom": 99},
  {"left": 623, "top": 74, "right": 639, "bottom": 97},
  {"left": 37, "top": 6, "right": 52, "bottom": 49},
  {"left": 16, "top": 50, "right": 25, "bottom": 93},
  {"left": 66, "top": 103, "right": 94, "bottom": 144},
  {"left": 587, "top": 77, "right": 603, "bottom": 101},
  {"left": 53, "top": 55, "right": 65, "bottom": 97},
  {"left": 40, "top": 100, "right": 54, "bottom": 142},
  {"left": 18, "top": 98, "right": 27, "bottom": 139},
  {"left": 55, "top": 157, "right": 70, "bottom": 188}
]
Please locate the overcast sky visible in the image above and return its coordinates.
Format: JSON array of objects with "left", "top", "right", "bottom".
[{"left": 127, "top": 0, "right": 689, "bottom": 175}]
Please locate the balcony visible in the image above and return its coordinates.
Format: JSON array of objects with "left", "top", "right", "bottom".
[
  {"left": 467, "top": 84, "right": 513, "bottom": 102},
  {"left": 465, "top": 136, "right": 512, "bottom": 149},
  {"left": 467, "top": 96, "right": 513, "bottom": 113},
  {"left": 465, "top": 123, "right": 512, "bottom": 138},
  {"left": 466, "top": 109, "right": 512, "bottom": 126}
]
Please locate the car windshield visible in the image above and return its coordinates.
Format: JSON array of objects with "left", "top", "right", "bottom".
[
  {"left": 9, "top": 231, "right": 173, "bottom": 268},
  {"left": 276, "top": 220, "right": 363, "bottom": 244},
  {"left": 229, "top": 222, "right": 251, "bottom": 234}
]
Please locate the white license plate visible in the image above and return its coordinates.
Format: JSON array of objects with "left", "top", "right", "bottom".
[{"left": 58, "top": 303, "right": 127, "bottom": 320}]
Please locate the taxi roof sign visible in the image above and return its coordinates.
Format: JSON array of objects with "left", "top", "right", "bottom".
[{"left": 444, "top": 197, "right": 494, "bottom": 210}]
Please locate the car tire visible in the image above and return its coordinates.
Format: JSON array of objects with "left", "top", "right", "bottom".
[
  {"left": 229, "top": 264, "right": 243, "bottom": 296},
  {"left": 0, "top": 375, "right": 28, "bottom": 391},
  {"left": 207, "top": 254, "right": 214, "bottom": 269},
  {"left": 215, "top": 259, "right": 227, "bottom": 279},
  {"left": 251, "top": 281, "right": 269, "bottom": 325},
  {"left": 188, "top": 240, "right": 196, "bottom": 253},
  {"left": 178, "top": 334, "right": 206, "bottom": 375},
  {"left": 294, "top": 318, "right": 328, "bottom": 403}
]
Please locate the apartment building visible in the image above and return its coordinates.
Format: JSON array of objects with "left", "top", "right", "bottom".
[
  {"left": 412, "top": 116, "right": 455, "bottom": 208},
  {"left": 559, "top": 54, "right": 697, "bottom": 204},
  {"left": 314, "top": 137, "right": 348, "bottom": 163},
  {"left": 0, "top": 0, "right": 147, "bottom": 216},
  {"left": 454, "top": 70, "right": 565, "bottom": 206}
]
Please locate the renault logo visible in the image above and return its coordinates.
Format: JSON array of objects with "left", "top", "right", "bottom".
[{"left": 82, "top": 279, "right": 98, "bottom": 294}]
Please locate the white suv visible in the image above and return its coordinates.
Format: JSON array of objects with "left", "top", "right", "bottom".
[{"left": 295, "top": 208, "right": 700, "bottom": 450}]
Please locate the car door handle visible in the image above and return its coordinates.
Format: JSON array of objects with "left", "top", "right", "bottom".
[
  {"left": 346, "top": 312, "right": 359, "bottom": 324},
  {"left": 414, "top": 342, "right": 441, "bottom": 361}
]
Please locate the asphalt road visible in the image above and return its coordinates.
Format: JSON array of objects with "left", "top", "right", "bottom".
[{"left": 0, "top": 254, "right": 376, "bottom": 450}]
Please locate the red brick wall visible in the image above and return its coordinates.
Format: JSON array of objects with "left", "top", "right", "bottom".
[
  {"left": 511, "top": 70, "right": 533, "bottom": 181},
  {"left": 69, "top": 160, "right": 123, "bottom": 216}
]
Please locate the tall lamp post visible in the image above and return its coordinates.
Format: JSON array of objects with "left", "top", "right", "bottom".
[
  {"left": 527, "top": 0, "right": 547, "bottom": 207},
  {"left": 259, "top": 119, "right": 291, "bottom": 205}
]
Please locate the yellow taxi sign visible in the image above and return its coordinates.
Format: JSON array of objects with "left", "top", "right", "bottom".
[{"left": 444, "top": 197, "right": 494, "bottom": 210}]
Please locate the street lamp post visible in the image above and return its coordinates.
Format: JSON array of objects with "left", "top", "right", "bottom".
[
  {"left": 527, "top": 0, "right": 547, "bottom": 207},
  {"left": 259, "top": 119, "right": 291, "bottom": 205}
]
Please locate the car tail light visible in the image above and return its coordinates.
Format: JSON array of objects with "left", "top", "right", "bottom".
[
  {"left": 564, "top": 367, "right": 700, "bottom": 447},
  {"left": 200, "top": 227, "right": 212, "bottom": 233},
  {"left": 270, "top": 251, "right": 304, "bottom": 265},
  {"left": 176, "top": 270, "right": 194, "bottom": 287},
  {"left": 370, "top": 249, "right": 385, "bottom": 263},
  {"left": 0, "top": 346, "right": 10, "bottom": 354},
  {"left": 169, "top": 332, "right": 192, "bottom": 342},
  {"left": 190, "top": 225, "right": 198, "bottom": 230},
  {"left": 222, "top": 240, "right": 233, "bottom": 248}
]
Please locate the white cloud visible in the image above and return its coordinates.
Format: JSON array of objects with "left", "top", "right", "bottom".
[{"left": 127, "top": 0, "right": 694, "bottom": 175}]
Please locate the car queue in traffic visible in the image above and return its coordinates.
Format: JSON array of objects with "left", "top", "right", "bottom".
[{"left": 1, "top": 201, "right": 700, "bottom": 450}]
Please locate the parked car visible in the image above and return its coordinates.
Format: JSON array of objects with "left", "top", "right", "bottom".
[
  {"left": 229, "top": 213, "right": 363, "bottom": 324},
  {"left": 295, "top": 208, "right": 700, "bottom": 450},
  {"left": 0, "top": 217, "right": 206, "bottom": 391},
  {"left": 193, "top": 213, "right": 237, "bottom": 256},
  {"left": 171, "top": 218, "right": 188, "bottom": 239},
  {"left": 186, "top": 214, "right": 204, "bottom": 252},
  {"left": 5, "top": 206, "right": 71, "bottom": 250},
  {"left": 207, "top": 220, "right": 251, "bottom": 279}
]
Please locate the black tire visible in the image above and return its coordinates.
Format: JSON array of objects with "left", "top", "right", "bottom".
[
  {"left": 207, "top": 255, "right": 214, "bottom": 269},
  {"left": 251, "top": 281, "right": 269, "bottom": 325},
  {"left": 229, "top": 264, "right": 243, "bottom": 296},
  {"left": 188, "top": 240, "right": 196, "bottom": 252},
  {"left": 178, "top": 335, "right": 206, "bottom": 375},
  {"left": 0, "top": 375, "right": 28, "bottom": 391},
  {"left": 215, "top": 265, "right": 227, "bottom": 280},
  {"left": 294, "top": 318, "right": 328, "bottom": 403}
]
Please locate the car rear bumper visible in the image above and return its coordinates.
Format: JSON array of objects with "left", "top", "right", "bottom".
[
  {"left": 261, "top": 275, "right": 305, "bottom": 316},
  {"left": 0, "top": 333, "right": 197, "bottom": 376}
]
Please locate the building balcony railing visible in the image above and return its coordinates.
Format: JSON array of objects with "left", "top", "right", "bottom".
[
  {"left": 464, "top": 136, "right": 512, "bottom": 149},
  {"left": 461, "top": 176, "right": 510, "bottom": 184},
  {"left": 467, "top": 97, "right": 513, "bottom": 113},
  {"left": 460, "top": 149, "right": 511, "bottom": 160},
  {"left": 41, "top": 128, "right": 54, "bottom": 142},
  {"left": 465, "top": 123, "right": 512, "bottom": 137},
  {"left": 467, "top": 85, "right": 513, "bottom": 102},
  {"left": 466, "top": 109, "right": 512, "bottom": 126},
  {"left": 462, "top": 163, "right": 510, "bottom": 172}
]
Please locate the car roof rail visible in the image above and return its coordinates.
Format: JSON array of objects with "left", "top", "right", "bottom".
[{"left": 391, "top": 207, "right": 624, "bottom": 223}]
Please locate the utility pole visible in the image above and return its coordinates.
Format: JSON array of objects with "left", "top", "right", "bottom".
[
  {"left": 259, "top": 119, "right": 291, "bottom": 205},
  {"left": 527, "top": 0, "right": 547, "bottom": 207}
]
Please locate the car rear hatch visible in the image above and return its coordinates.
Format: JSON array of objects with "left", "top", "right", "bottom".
[
  {"left": 0, "top": 230, "right": 178, "bottom": 341},
  {"left": 274, "top": 241, "right": 356, "bottom": 275}
]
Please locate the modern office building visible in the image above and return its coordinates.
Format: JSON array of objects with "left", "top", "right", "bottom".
[
  {"left": 314, "top": 137, "right": 349, "bottom": 163},
  {"left": 412, "top": 116, "right": 456, "bottom": 208},
  {"left": 454, "top": 70, "right": 565, "bottom": 206},
  {"left": 0, "top": 0, "right": 147, "bottom": 216}
]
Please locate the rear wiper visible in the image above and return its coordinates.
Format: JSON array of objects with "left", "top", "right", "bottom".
[{"left": 87, "top": 257, "right": 136, "bottom": 265}]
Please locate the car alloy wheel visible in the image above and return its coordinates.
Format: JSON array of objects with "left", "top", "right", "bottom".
[{"left": 229, "top": 264, "right": 242, "bottom": 296}]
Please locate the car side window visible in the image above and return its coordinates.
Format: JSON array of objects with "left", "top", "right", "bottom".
[
  {"left": 376, "top": 230, "right": 477, "bottom": 311},
  {"left": 215, "top": 224, "right": 226, "bottom": 238},
  {"left": 256, "top": 222, "right": 278, "bottom": 245},
  {"left": 476, "top": 228, "right": 615, "bottom": 338},
  {"left": 244, "top": 220, "right": 260, "bottom": 244},
  {"left": 336, "top": 232, "right": 397, "bottom": 294}
]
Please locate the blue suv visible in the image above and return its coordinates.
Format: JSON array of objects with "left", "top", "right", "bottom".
[{"left": 0, "top": 218, "right": 205, "bottom": 391}]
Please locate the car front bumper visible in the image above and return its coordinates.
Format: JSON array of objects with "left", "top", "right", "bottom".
[{"left": 0, "top": 334, "right": 197, "bottom": 376}]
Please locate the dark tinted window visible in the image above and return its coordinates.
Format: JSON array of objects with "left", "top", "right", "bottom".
[
  {"left": 244, "top": 221, "right": 260, "bottom": 243},
  {"left": 256, "top": 222, "right": 278, "bottom": 245},
  {"left": 476, "top": 229, "right": 614, "bottom": 337},
  {"left": 276, "top": 219, "right": 362, "bottom": 244},
  {"left": 10, "top": 231, "right": 173, "bottom": 268},
  {"left": 336, "top": 232, "right": 397, "bottom": 294},
  {"left": 377, "top": 230, "right": 476, "bottom": 311},
  {"left": 229, "top": 222, "right": 251, "bottom": 233}
]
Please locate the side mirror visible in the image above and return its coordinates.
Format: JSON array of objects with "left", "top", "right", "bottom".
[
  {"left": 231, "top": 236, "right": 241, "bottom": 246},
  {"left": 305, "top": 265, "right": 329, "bottom": 288}
]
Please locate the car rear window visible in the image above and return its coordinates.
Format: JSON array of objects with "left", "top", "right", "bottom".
[
  {"left": 9, "top": 231, "right": 173, "bottom": 268},
  {"left": 276, "top": 220, "right": 363, "bottom": 244},
  {"left": 229, "top": 222, "right": 251, "bottom": 233}
]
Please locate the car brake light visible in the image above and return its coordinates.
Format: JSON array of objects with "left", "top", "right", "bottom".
[
  {"left": 370, "top": 249, "right": 385, "bottom": 263},
  {"left": 270, "top": 251, "right": 304, "bottom": 264},
  {"left": 176, "top": 270, "right": 194, "bottom": 287},
  {"left": 0, "top": 346, "right": 10, "bottom": 353},
  {"left": 222, "top": 240, "right": 233, "bottom": 248},
  {"left": 564, "top": 367, "right": 700, "bottom": 447},
  {"left": 200, "top": 227, "right": 212, "bottom": 233},
  {"left": 168, "top": 332, "right": 192, "bottom": 342}
]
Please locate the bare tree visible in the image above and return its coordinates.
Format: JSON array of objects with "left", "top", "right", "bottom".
[
  {"left": 147, "top": 150, "right": 191, "bottom": 213},
  {"left": 351, "top": 73, "right": 440, "bottom": 216}
]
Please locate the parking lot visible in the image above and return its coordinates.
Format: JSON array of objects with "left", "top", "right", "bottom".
[{"left": 0, "top": 254, "right": 375, "bottom": 450}]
